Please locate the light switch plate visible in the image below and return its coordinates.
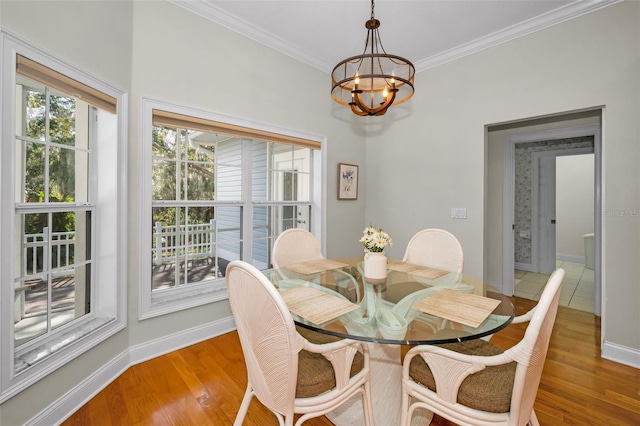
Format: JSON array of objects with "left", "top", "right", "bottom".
[{"left": 451, "top": 207, "right": 467, "bottom": 219}]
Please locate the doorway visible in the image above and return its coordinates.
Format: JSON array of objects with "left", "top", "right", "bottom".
[
  {"left": 532, "top": 147, "right": 595, "bottom": 274},
  {"left": 500, "top": 123, "right": 601, "bottom": 316}
]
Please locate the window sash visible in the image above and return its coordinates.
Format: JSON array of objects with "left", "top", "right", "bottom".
[{"left": 13, "top": 75, "right": 96, "bottom": 352}]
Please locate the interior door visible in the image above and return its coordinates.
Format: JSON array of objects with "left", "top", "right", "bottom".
[{"left": 538, "top": 155, "right": 556, "bottom": 274}]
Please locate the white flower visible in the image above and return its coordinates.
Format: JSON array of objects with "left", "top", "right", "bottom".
[{"left": 360, "top": 224, "right": 392, "bottom": 253}]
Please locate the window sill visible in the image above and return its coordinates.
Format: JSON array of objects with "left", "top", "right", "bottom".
[
  {"left": 15, "top": 316, "right": 114, "bottom": 375},
  {"left": 140, "top": 279, "right": 229, "bottom": 320}
]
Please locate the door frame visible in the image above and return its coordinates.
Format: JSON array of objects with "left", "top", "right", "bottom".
[{"left": 502, "top": 124, "right": 602, "bottom": 316}]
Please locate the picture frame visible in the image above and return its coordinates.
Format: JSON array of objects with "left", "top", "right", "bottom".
[{"left": 338, "top": 163, "right": 359, "bottom": 200}]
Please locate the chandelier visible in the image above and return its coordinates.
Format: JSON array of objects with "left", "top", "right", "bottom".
[{"left": 331, "top": 0, "right": 415, "bottom": 117}]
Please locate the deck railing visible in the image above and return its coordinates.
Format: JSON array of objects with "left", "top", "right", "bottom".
[
  {"left": 153, "top": 220, "right": 216, "bottom": 266},
  {"left": 23, "top": 228, "right": 75, "bottom": 277}
]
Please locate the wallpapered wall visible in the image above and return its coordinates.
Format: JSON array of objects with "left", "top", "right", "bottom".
[{"left": 514, "top": 136, "right": 594, "bottom": 266}]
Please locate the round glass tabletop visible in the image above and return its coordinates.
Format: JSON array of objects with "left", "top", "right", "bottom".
[{"left": 267, "top": 257, "right": 514, "bottom": 345}]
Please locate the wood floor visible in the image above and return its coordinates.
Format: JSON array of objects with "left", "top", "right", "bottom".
[{"left": 62, "top": 297, "right": 640, "bottom": 425}]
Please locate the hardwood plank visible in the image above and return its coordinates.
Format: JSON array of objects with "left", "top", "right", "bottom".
[{"left": 62, "top": 297, "right": 640, "bottom": 425}]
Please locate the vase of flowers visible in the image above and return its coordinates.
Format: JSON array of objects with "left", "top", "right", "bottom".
[{"left": 360, "top": 224, "right": 392, "bottom": 279}]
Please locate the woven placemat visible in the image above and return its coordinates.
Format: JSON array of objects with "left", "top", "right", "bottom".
[
  {"left": 386, "top": 262, "right": 450, "bottom": 280},
  {"left": 285, "top": 258, "right": 349, "bottom": 275},
  {"left": 281, "top": 286, "right": 359, "bottom": 325},
  {"left": 411, "top": 288, "right": 500, "bottom": 328}
]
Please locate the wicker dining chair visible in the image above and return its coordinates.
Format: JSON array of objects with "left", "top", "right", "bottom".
[
  {"left": 402, "top": 228, "right": 465, "bottom": 285},
  {"left": 272, "top": 228, "right": 361, "bottom": 302},
  {"left": 226, "top": 260, "right": 374, "bottom": 426},
  {"left": 400, "top": 268, "right": 565, "bottom": 426}
]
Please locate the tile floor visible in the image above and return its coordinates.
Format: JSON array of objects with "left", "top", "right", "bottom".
[{"left": 515, "top": 260, "right": 595, "bottom": 314}]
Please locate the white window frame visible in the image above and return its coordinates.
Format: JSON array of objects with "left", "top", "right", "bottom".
[
  {"left": 0, "top": 32, "right": 127, "bottom": 401},
  {"left": 139, "top": 98, "right": 325, "bottom": 319}
]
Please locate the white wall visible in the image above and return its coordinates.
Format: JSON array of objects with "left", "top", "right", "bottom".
[
  {"left": 365, "top": 1, "right": 639, "bottom": 356},
  {"left": 557, "top": 154, "right": 594, "bottom": 259}
]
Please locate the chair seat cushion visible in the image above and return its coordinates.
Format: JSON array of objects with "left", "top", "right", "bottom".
[
  {"left": 408, "top": 339, "right": 516, "bottom": 413},
  {"left": 295, "top": 326, "right": 364, "bottom": 398}
]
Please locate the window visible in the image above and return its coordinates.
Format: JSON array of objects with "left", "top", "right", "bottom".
[
  {"left": 0, "top": 33, "right": 126, "bottom": 400},
  {"left": 140, "top": 100, "right": 323, "bottom": 318}
]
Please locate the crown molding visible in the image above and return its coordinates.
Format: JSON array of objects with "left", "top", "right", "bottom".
[
  {"left": 169, "top": 0, "right": 622, "bottom": 74},
  {"left": 167, "top": 0, "right": 333, "bottom": 72},
  {"left": 413, "top": 0, "right": 623, "bottom": 72}
]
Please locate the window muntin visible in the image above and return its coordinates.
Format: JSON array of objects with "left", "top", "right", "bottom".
[
  {"left": 251, "top": 142, "right": 312, "bottom": 269},
  {"left": 18, "top": 85, "right": 90, "bottom": 204},
  {"left": 151, "top": 205, "right": 243, "bottom": 289},
  {"left": 14, "top": 210, "right": 92, "bottom": 347},
  {"left": 251, "top": 204, "right": 311, "bottom": 268}
]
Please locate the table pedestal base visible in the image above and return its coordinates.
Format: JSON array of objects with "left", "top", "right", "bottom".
[{"left": 326, "top": 343, "right": 433, "bottom": 425}]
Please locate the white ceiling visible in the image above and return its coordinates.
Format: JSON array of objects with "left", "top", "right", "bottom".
[{"left": 170, "top": 0, "right": 617, "bottom": 74}]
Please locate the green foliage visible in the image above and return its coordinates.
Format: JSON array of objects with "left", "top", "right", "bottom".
[
  {"left": 152, "top": 126, "right": 216, "bottom": 227},
  {"left": 23, "top": 89, "right": 77, "bottom": 235}
]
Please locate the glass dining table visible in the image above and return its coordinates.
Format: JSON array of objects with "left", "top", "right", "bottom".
[{"left": 266, "top": 257, "right": 514, "bottom": 425}]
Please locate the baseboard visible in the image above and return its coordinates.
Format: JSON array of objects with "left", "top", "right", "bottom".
[
  {"left": 27, "top": 350, "right": 130, "bottom": 426},
  {"left": 27, "top": 316, "right": 237, "bottom": 426},
  {"left": 514, "top": 262, "right": 535, "bottom": 272},
  {"left": 515, "top": 257, "right": 587, "bottom": 272},
  {"left": 486, "top": 280, "right": 504, "bottom": 293},
  {"left": 129, "top": 316, "right": 236, "bottom": 366},
  {"left": 556, "top": 253, "right": 586, "bottom": 264},
  {"left": 602, "top": 340, "right": 640, "bottom": 369}
]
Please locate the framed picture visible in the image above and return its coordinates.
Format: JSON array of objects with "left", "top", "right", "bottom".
[{"left": 338, "top": 163, "right": 359, "bottom": 200}]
